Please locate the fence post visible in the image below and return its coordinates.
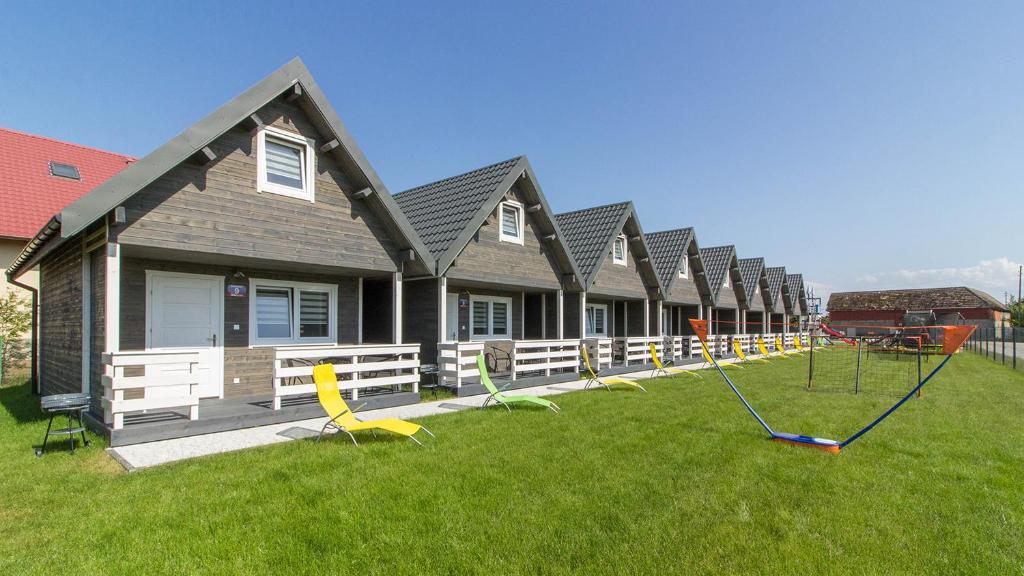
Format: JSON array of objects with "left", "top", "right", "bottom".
[
  {"left": 1013, "top": 325, "right": 1017, "bottom": 370},
  {"left": 1001, "top": 320, "right": 1006, "bottom": 365}
]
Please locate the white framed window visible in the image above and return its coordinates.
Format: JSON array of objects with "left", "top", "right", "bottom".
[
  {"left": 470, "top": 295, "right": 512, "bottom": 340},
  {"left": 586, "top": 303, "right": 608, "bottom": 337},
  {"left": 256, "top": 126, "right": 316, "bottom": 201},
  {"left": 678, "top": 258, "right": 688, "bottom": 279},
  {"left": 250, "top": 279, "right": 336, "bottom": 345},
  {"left": 613, "top": 235, "right": 627, "bottom": 265},
  {"left": 498, "top": 200, "right": 524, "bottom": 245}
]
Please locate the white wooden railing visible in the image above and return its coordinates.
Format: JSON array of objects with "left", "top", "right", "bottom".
[
  {"left": 583, "top": 338, "right": 613, "bottom": 369},
  {"left": 687, "top": 336, "right": 704, "bottom": 359},
  {"left": 784, "top": 334, "right": 795, "bottom": 348},
  {"left": 665, "top": 336, "right": 686, "bottom": 361},
  {"left": 510, "top": 339, "right": 580, "bottom": 380},
  {"left": 438, "top": 341, "right": 485, "bottom": 389},
  {"left": 102, "top": 350, "right": 202, "bottom": 430},
  {"left": 272, "top": 344, "right": 420, "bottom": 409},
  {"left": 617, "top": 336, "right": 664, "bottom": 365},
  {"left": 732, "top": 334, "right": 751, "bottom": 354}
]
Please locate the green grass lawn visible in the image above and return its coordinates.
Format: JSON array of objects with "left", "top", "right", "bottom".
[{"left": 1, "top": 352, "right": 1022, "bottom": 575}]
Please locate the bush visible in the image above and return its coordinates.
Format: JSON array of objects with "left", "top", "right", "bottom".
[{"left": 0, "top": 291, "right": 32, "bottom": 384}]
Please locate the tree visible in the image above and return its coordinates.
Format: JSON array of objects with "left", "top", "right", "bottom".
[
  {"left": 1010, "top": 297, "right": 1024, "bottom": 327},
  {"left": 0, "top": 291, "right": 32, "bottom": 384}
]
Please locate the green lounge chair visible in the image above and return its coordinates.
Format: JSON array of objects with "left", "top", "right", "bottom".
[{"left": 476, "top": 354, "right": 560, "bottom": 412}]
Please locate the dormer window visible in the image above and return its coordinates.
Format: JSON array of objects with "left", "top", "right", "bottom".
[
  {"left": 678, "top": 258, "right": 688, "bottom": 279},
  {"left": 613, "top": 235, "right": 627, "bottom": 265},
  {"left": 49, "top": 161, "right": 80, "bottom": 180},
  {"left": 257, "top": 126, "right": 315, "bottom": 201},
  {"left": 499, "top": 200, "right": 524, "bottom": 245}
]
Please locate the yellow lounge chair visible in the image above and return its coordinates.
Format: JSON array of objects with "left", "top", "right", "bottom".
[
  {"left": 652, "top": 343, "right": 702, "bottom": 378},
  {"left": 775, "top": 336, "right": 800, "bottom": 357},
  {"left": 756, "top": 336, "right": 779, "bottom": 359},
  {"left": 702, "top": 341, "right": 742, "bottom": 370},
  {"left": 733, "top": 339, "right": 769, "bottom": 363},
  {"left": 581, "top": 345, "right": 646, "bottom": 391},
  {"left": 793, "top": 335, "right": 806, "bottom": 352},
  {"left": 313, "top": 364, "right": 434, "bottom": 446}
]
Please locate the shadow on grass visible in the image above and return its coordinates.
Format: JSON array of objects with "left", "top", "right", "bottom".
[{"left": 0, "top": 380, "right": 46, "bottom": 424}]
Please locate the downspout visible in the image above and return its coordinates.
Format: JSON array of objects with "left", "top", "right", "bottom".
[{"left": 7, "top": 277, "right": 38, "bottom": 394}]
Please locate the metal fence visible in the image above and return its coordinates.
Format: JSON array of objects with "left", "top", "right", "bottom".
[{"left": 965, "top": 323, "right": 1024, "bottom": 371}]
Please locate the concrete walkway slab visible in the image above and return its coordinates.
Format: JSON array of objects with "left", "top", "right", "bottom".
[{"left": 108, "top": 357, "right": 752, "bottom": 470}]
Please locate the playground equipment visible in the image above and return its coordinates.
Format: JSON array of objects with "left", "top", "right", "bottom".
[{"left": 689, "top": 319, "right": 974, "bottom": 453}]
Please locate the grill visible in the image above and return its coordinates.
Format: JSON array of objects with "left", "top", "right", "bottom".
[{"left": 36, "top": 393, "right": 91, "bottom": 457}]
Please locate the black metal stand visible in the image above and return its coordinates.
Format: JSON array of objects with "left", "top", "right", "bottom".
[{"left": 36, "top": 394, "right": 91, "bottom": 457}]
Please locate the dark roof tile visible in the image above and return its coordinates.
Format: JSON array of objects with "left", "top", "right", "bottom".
[
  {"left": 644, "top": 228, "right": 693, "bottom": 287},
  {"left": 554, "top": 202, "right": 632, "bottom": 282},
  {"left": 393, "top": 157, "right": 522, "bottom": 260},
  {"left": 699, "top": 245, "right": 735, "bottom": 300}
]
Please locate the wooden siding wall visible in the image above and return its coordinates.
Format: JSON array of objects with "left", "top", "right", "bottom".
[
  {"left": 112, "top": 98, "right": 401, "bottom": 273},
  {"left": 451, "top": 287, "right": 524, "bottom": 341},
  {"left": 627, "top": 300, "right": 646, "bottom": 336},
  {"left": 714, "top": 308, "right": 738, "bottom": 334},
  {"left": 746, "top": 283, "right": 766, "bottom": 312},
  {"left": 544, "top": 294, "right": 558, "bottom": 339},
  {"left": 746, "top": 311, "right": 765, "bottom": 332},
  {"left": 613, "top": 300, "right": 626, "bottom": 338},
  {"left": 446, "top": 184, "right": 564, "bottom": 290},
  {"left": 666, "top": 271, "right": 703, "bottom": 305},
  {"left": 563, "top": 292, "right": 582, "bottom": 339},
  {"left": 119, "top": 258, "right": 365, "bottom": 397},
  {"left": 88, "top": 250, "right": 106, "bottom": 414},
  {"left": 361, "top": 278, "right": 393, "bottom": 343},
  {"left": 39, "top": 235, "right": 83, "bottom": 396},
  {"left": 648, "top": 300, "right": 660, "bottom": 336},
  {"left": 402, "top": 278, "right": 440, "bottom": 364},
  {"left": 589, "top": 245, "right": 648, "bottom": 299},
  {"left": 716, "top": 283, "right": 738, "bottom": 308},
  {"left": 524, "top": 294, "right": 543, "bottom": 339}
]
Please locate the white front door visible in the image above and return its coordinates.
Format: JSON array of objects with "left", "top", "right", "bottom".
[
  {"left": 148, "top": 272, "right": 224, "bottom": 398},
  {"left": 446, "top": 294, "right": 459, "bottom": 341}
]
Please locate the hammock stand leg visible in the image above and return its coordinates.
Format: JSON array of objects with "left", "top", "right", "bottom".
[{"left": 839, "top": 354, "right": 953, "bottom": 449}]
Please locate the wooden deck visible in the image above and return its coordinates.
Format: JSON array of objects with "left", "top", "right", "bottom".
[{"left": 87, "top": 389, "right": 420, "bottom": 447}]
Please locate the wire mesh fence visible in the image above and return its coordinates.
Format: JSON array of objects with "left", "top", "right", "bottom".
[{"left": 964, "top": 322, "right": 1023, "bottom": 372}]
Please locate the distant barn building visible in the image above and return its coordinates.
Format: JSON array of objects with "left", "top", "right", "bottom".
[{"left": 827, "top": 286, "right": 1010, "bottom": 335}]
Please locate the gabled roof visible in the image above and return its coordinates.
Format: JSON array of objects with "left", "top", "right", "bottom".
[
  {"left": 8, "top": 57, "right": 433, "bottom": 278},
  {"left": 554, "top": 201, "right": 661, "bottom": 293},
  {"left": 392, "top": 156, "right": 581, "bottom": 280},
  {"left": 645, "top": 227, "right": 712, "bottom": 304},
  {"left": 764, "top": 266, "right": 788, "bottom": 312},
  {"left": 737, "top": 257, "right": 766, "bottom": 294},
  {"left": 395, "top": 157, "right": 520, "bottom": 262},
  {"left": 0, "top": 128, "right": 133, "bottom": 240},
  {"left": 699, "top": 245, "right": 745, "bottom": 305},
  {"left": 828, "top": 286, "right": 1009, "bottom": 313},
  {"left": 787, "top": 274, "right": 806, "bottom": 313},
  {"left": 644, "top": 228, "right": 693, "bottom": 288}
]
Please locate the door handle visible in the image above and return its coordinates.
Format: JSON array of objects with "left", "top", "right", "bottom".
[{"left": 207, "top": 334, "right": 217, "bottom": 347}]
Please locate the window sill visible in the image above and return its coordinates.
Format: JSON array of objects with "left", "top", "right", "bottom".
[{"left": 257, "top": 183, "right": 314, "bottom": 202}]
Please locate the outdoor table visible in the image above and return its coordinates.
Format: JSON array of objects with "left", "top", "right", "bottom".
[
  {"left": 419, "top": 363, "right": 441, "bottom": 397},
  {"left": 36, "top": 393, "right": 91, "bottom": 457}
]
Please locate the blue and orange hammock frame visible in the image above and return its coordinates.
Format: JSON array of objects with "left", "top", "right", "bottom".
[{"left": 688, "top": 320, "right": 974, "bottom": 453}]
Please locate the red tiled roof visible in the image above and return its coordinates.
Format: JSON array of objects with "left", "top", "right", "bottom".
[{"left": 0, "top": 127, "right": 134, "bottom": 240}]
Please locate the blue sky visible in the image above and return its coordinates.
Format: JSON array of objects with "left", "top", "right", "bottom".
[{"left": 2, "top": 1, "right": 1021, "bottom": 305}]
